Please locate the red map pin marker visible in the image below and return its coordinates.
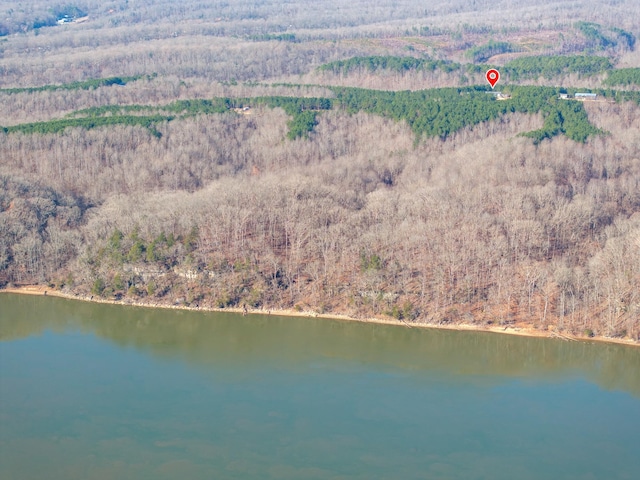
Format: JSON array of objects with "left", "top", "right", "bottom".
[{"left": 486, "top": 69, "right": 500, "bottom": 89}]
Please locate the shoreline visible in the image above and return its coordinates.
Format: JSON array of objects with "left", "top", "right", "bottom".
[{"left": 2, "top": 285, "right": 638, "bottom": 347}]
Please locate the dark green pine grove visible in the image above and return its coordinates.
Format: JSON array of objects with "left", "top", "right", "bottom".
[{"left": 4, "top": 85, "right": 637, "bottom": 142}]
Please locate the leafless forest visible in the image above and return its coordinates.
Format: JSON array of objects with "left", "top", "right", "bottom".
[{"left": 1, "top": 0, "right": 639, "bottom": 341}]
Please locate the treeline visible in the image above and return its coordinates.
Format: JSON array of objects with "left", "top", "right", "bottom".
[
  {"left": 70, "top": 98, "right": 235, "bottom": 119},
  {"left": 248, "top": 33, "right": 298, "bottom": 42},
  {"left": 2, "top": 114, "right": 175, "bottom": 138},
  {"left": 605, "top": 68, "right": 640, "bottom": 87},
  {"left": 2, "top": 96, "right": 333, "bottom": 139},
  {"left": 0, "top": 75, "right": 146, "bottom": 95},
  {"left": 317, "top": 56, "right": 475, "bottom": 75},
  {"left": 576, "top": 22, "right": 636, "bottom": 51},
  {"left": 6, "top": 85, "right": 639, "bottom": 143},
  {"left": 466, "top": 40, "right": 518, "bottom": 63},
  {"left": 503, "top": 56, "right": 613, "bottom": 80},
  {"left": 319, "top": 54, "right": 617, "bottom": 82}
]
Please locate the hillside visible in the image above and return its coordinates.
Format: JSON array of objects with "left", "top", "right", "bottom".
[{"left": 1, "top": 0, "right": 639, "bottom": 342}]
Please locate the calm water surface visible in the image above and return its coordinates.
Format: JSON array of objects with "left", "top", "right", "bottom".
[{"left": 1, "top": 294, "right": 639, "bottom": 480}]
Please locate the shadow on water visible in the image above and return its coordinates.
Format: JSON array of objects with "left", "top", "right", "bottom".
[{"left": 2, "top": 294, "right": 639, "bottom": 396}]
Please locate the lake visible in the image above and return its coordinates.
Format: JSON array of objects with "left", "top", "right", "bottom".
[{"left": 1, "top": 293, "right": 639, "bottom": 479}]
